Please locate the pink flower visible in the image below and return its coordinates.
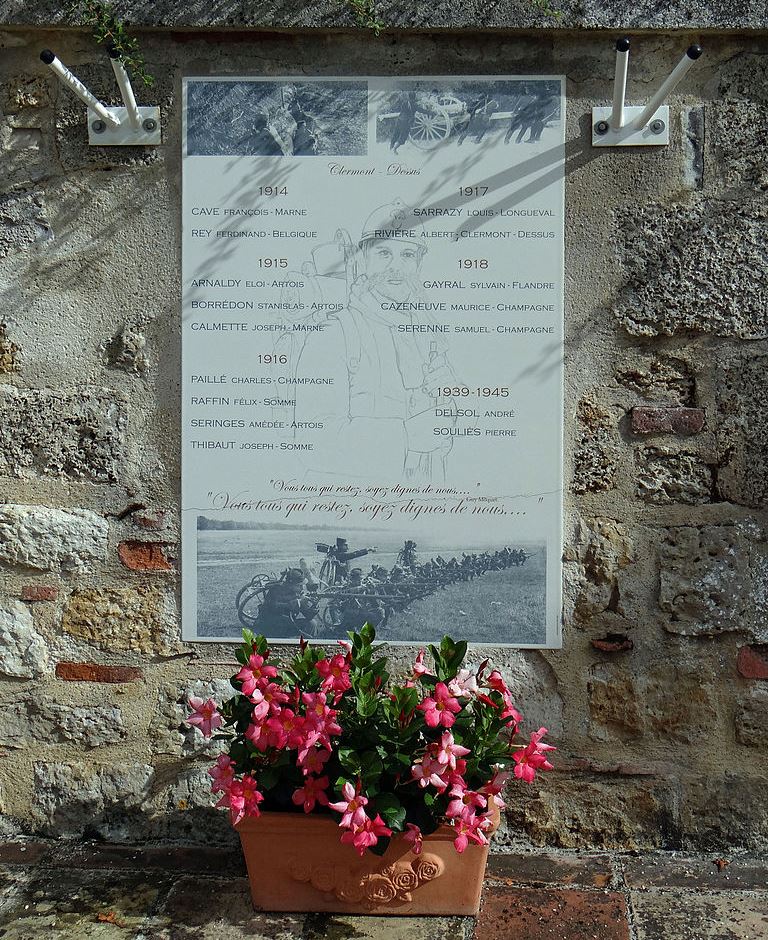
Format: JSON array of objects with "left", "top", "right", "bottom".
[
  {"left": 235, "top": 653, "right": 278, "bottom": 697},
  {"left": 487, "top": 670, "right": 522, "bottom": 728},
  {"left": 434, "top": 731, "right": 471, "bottom": 770},
  {"left": 480, "top": 768, "right": 512, "bottom": 809},
  {"left": 418, "top": 682, "right": 462, "bottom": 729},
  {"left": 244, "top": 720, "right": 270, "bottom": 752},
  {"left": 411, "top": 754, "right": 450, "bottom": 791},
  {"left": 403, "top": 823, "right": 423, "bottom": 855},
  {"left": 208, "top": 754, "right": 235, "bottom": 794},
  {"left": 297, "top": 740, "right": 331, "bottom": 775},
  {"left": 251, "top": 682, "right": 289, "bottom": 721},
  {"left": 452, "top": 809, "right": 492, "bottom": 854},
  {"left": 186, "top": 696, "right": 223, "bottom": 737},
  {"left": 328, "top": 781, "right": 369, "bottom": 828},
  {"left": 340, "top": 813, "right": 392, "bottom": 856},
  {"left": 446, "top": 784, "right": 487, "bottom": 819},
  {"left": 513, "top": 727, "right": 556, "bottom": 783},
  {"left": 412, "top": 649, "right": 428, "bottom": 679},
  {"left": 292, "top": 774, "right": 330, "bottom": 813},
  {"left": 266, "top": 708, "right": 306, "bottom": 751},
  {"left": 315, "top": 655, "right": 352, "bottom": 698},
  {"left": 228, "top": 774, "right": 264, "bottom": 826},
  {"left": 448, "top": 668, "right": 479, "bottom": 698},
  {"left": 301, "top": 692, "right": 342, "bottom": 742}
]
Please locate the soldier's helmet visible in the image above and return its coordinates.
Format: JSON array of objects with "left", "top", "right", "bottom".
[
  {"left": 359, "top": 199, "right": 427, "bottom": 251},
  {"left": 285, "top": 568, "right": 305, "bottom": 583},
  {"left": 336, "top": 537, "right": 349, "bottom": 550}
]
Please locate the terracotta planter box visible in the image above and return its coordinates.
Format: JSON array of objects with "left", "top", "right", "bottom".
[{"left": 237, "top": 811, "right": 493, "bottom": 915}]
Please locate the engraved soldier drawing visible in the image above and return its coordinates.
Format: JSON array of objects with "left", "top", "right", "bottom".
[{"left": 285, "top": 199, "right": 458, "bottom": 482}]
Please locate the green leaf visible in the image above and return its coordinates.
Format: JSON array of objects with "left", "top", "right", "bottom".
[
  {"left": 374, "top": 793, "right": 406, "bottom": 831},
  {"left": 338, "top": 748, "right": 361, "bottom": 774}
]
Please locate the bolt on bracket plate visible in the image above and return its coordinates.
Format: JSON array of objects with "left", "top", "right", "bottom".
[
  {"left": 87, "top": 105, "right": 161, "bottom": 146},
  {"left": 591, "top": 105, "right": 670, "bottom": 147}
]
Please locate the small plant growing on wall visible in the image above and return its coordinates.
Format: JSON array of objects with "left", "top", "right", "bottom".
[{"left": 66, "top": 0, "right": 154, "bottom": 85}]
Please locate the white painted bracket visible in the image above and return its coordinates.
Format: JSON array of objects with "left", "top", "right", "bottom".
[
  {"left": 592, "top": 105, "right": 669, "bottom": 147},
  {"left": 591, "top": 39, "right": 702, "bottom": 148},
  {"left": 88, "top": 105, "right": 161, "bottom": 145},
  {"left": 40, "top": 48, "right": 161, "bottom": 147}
]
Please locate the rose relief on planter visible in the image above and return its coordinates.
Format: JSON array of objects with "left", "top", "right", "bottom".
[{"left": 186, "top": 625, "right": 555, "bottom": 915}]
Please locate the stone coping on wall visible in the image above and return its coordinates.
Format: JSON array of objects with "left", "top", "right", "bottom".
[{"left": 0, "top": 0, "right": 767, "bottom": 30}]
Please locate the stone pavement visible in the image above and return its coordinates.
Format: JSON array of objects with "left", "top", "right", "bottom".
[{"left": 0, "top": 842, "right": 766, "bottom": 940}]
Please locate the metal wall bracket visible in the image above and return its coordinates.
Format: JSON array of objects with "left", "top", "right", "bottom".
[
  {"left": 591, "top": 39, "right": 702, "bottom": 148},
  {"left": 40, "top": 48, "right": 161, "bottom": 147},
  {"left": 88, "top": 106, "right": 161, "bottom": 145}
]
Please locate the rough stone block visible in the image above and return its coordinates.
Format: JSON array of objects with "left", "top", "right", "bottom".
[
  {"left": 631, "top": 407, "right": 705, "bottom": 435},
  {"left": 150, "top": 679, "right": 236, "bottom": 757},
  {"left": 504, "top": 774, "right": 678, "bottom": 849},
  {"left": 0, "top": 700, "right": 125, "bottom": 749},
  {"left": 104, "top": 322, "right": 149, "bottom": 375},
  {"left": 0, "top": 386, "right": 128, "bottom": 482},
  {"left": 61, "top": 586, "right": 182, "bottom": 655},
  {"left": 615, "top": 196, "right": 768, "bottom": 339},
  {"left": 737, "top": 644, "right": 768, "bottom": 679},
  {"left": 32, "top": 762, "right": 154, "bottom": 839},
  {"left": 568, "top": 517, "right": 634, "bottom": 624},
  {"left": 587, "top": 666, "right": 642, "bottom": 739},
  {"left": 636, "top": 447, "right": 714, "bottom": 504},
  {"left": 0, "top": 504, "right": 108, "bottom": 573},
  {"left": 118, "top": 540, "right": 174, "bottom": 571},
  {"left": 735, "top": 687, "right": 768, "bottom": 748},
  {"left": 614, "top": 355, "right": 695, "bottom": 406},
  {"left": 20, "top": 584, "right": 58, "bottom": 602},
  {"left": 659, "top": 524, "right": 768, "bottom": 639},
  {"left": 572, "top": 399, "right": 619, "bottom": 494},
  {"left": 0, "top": 190, "right": 51, "bottom": 256},
  {"left": 0, "top": 322, "right": 20, "bottom": 374},
  {"left": 680, "top": 774, "right": 768, "bottom": 850},
  {"left": 716, "top": 354, "right": 768, "bottom": 509},
  {"left": 632, "top": 889, "right": 768, "bottom": 940},
  {"left": 588, "top": 662, "right": 720, "bottom": 745},
  {"left": 0, "top": 599, "right": 48, "bottom": 678},
  {"left": 55, "top": 661, "right": 143, "bottom": 683},
  {"left": 712, "top": 58, "right": 768, "bottom": 192}
]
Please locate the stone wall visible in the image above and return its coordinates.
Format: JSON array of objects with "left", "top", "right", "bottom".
[{"left": 0, "top": 22, "right": 767, "bottom": 850}]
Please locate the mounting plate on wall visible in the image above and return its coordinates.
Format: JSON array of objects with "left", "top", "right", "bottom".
[
  {"left": 87, "top": 106, "right": 162, "bottom": 146},
  {"left": 591, "top": 105, "right": 669, "bottom": 147}
]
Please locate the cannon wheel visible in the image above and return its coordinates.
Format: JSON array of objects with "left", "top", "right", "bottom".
[
  {"left": 235, "top": 573, "right": 274, "bottom": 629},
  {"left": 409, "top": 106, "right": 452, "bottom": 150}
]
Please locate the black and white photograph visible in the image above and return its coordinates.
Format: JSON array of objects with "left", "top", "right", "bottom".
[
  {"left": 375, "top": 79, "right": 561, "bottom": 152},
  {"left": 197, "top": 518, "right": 546, "bottom": 645},
  {"left": 186, "top": 80, "right": 369, "bottom": 156}
]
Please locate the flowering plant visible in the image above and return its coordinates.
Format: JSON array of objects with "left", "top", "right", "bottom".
[{"left": 187, "top": 624, "right": 555, "bottom": 857}]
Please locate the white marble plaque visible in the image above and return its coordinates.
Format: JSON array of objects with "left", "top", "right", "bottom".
[{"left": 182, "top": 76, "right": 565, "bottom": 646}]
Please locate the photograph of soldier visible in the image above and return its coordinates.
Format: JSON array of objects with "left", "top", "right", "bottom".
[
  {"left": 456, "top": 94, "right": 500, "bottom": 145},
  {"left": 254, "top": 567, "right": 321, "bottom": 637},
  {"left": 390, "top": 91, "right": 417, "bottom": 154},
  {"left": 316, "top": 537, "right": 376, "bottom": 584},
  {"left": 505, "top": 93, "right": 559, "bottom": 144},
  {"left": 186, "top": 79, "right": 367, "bottom": 156},
  {"left": 289, "top": 198, "right": 458, "bottom": 482}
]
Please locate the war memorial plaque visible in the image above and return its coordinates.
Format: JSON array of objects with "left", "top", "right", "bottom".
[{"left": 181, "top": 76, "right": 565, "bottom": 646}]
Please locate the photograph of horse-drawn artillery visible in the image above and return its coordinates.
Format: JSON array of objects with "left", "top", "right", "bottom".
[{"left": 375, "top": 79, "right": 561, "bottom": 152}]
